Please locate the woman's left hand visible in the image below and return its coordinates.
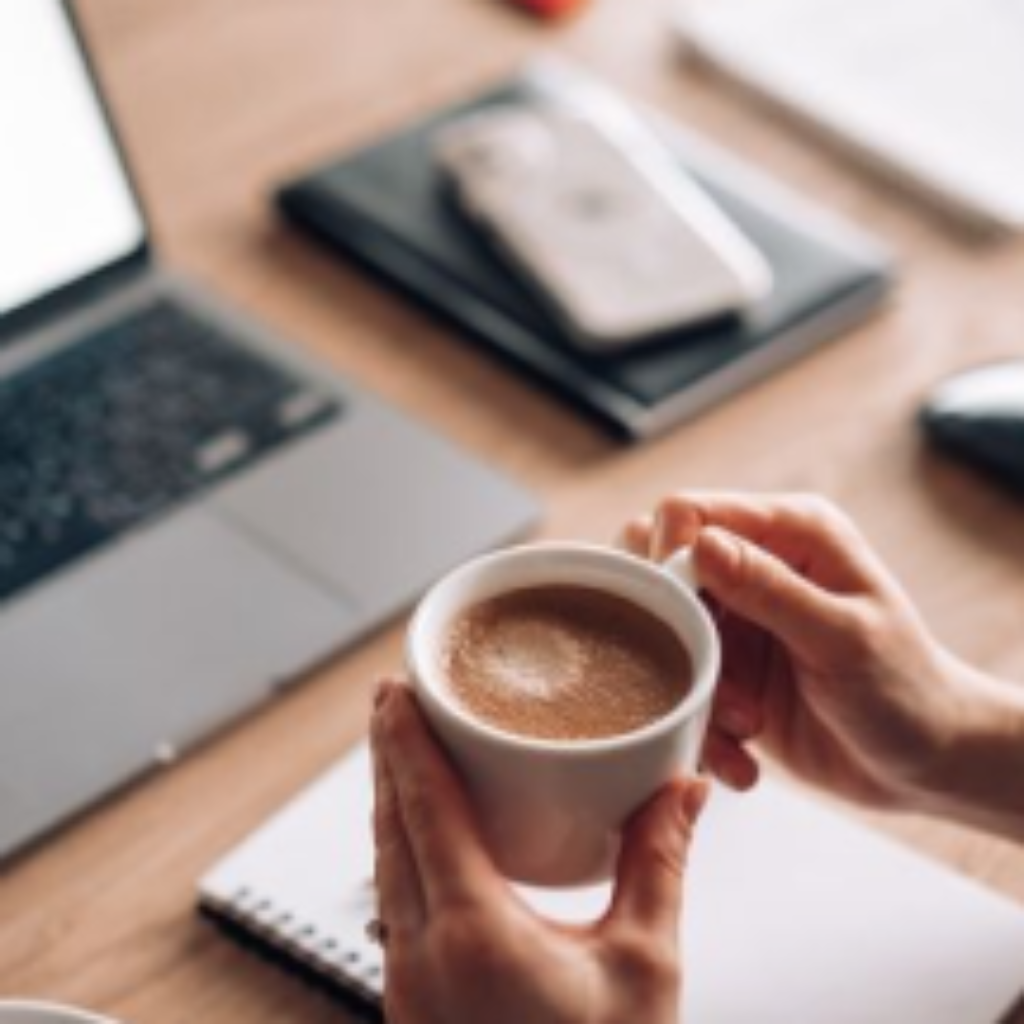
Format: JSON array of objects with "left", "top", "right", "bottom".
[{"left": 371, "top": 680, "right": 707, "bottom": 1024}]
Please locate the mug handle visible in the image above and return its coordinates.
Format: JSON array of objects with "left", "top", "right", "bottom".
[{"left": 662, "top": 547, "right": 698, "bottom": 591}]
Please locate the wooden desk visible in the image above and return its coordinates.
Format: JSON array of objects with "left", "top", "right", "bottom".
[{"left": 2, "top": 1, "right": 1023, "bottom": 1020}]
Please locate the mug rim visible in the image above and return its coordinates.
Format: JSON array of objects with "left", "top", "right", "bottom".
[
  {"left": 0, "top": 1002, "right": 117, "bottom": 1024},
  {"left": 407, "top": 541, "right": 720, "bottom": 757}
]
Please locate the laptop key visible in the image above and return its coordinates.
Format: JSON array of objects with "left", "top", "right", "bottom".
[{"left": 0, "top": 299, "right": 341, "bottom": 604}]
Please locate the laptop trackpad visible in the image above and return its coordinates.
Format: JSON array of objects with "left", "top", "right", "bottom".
[
  {"left": 0, "top": 510, "right": 352, "bottom": 855},
  {"left": 211, "top": 415, "right": 538, "bottom": 619}
]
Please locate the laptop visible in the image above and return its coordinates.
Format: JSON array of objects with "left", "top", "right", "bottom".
[{"left": 0, "top": 0, "right": 538, "bottom": 862}]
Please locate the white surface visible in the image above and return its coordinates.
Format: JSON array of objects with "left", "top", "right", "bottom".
[
  {"left": 0, "top": 0, "right": 144, "bottom": 315},
  {"left": 201, "top": 743, "right": 1024, "bottom": 1023},
  {"left": 406, "top": 543, "right": 718, "bottom": 885},
  {"left": 677, "top": 0, "right": 1024, "bottom": 231}
]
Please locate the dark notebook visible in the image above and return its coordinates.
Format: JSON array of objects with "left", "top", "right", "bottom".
[{"left": 278, "top": 62, "right": 894, "bottom": 439}]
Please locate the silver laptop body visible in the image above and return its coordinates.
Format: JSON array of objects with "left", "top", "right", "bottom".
[{"left": 0, "top": 0, "right": 538, "bottom": 861}]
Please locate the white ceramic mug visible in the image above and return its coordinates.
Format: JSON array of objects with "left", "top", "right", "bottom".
[
  {"left": 0, "top": 1003, "right": 120, "bottom": 1024},
  {"left": 407, "top": 542, "right": 720, "bottom": 887}
]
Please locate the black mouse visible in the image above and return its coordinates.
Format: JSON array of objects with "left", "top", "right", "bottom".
[{"left": 920, "top": 359, "right": 1024, "bottom": 492}]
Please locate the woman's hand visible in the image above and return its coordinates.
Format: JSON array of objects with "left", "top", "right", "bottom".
[
  {"left": 622, "top": 492, "right": 1024, "bottom": 831},
  {"left": 371, "top": 681, "right": 707, "bottom": 1024}
]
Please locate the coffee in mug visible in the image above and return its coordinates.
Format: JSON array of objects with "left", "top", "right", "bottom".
[{"left": 441, "top": 584, "right": 693, "bottom": 741}]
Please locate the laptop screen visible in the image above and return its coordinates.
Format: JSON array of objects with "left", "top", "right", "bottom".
[{"left": 0, "top": 0, "right": 145, "bottom": 319}]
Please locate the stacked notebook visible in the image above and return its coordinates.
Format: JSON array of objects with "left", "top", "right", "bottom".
[
  {"left": 277, "top": 62, "right": 893, "bottom": 440},
  {"left": 199, "top": 744, "right": 1024, "bottom": 1023}
]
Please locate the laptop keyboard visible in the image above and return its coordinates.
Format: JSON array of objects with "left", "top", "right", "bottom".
[{"left": 0, "top": 299, "right": 341, "bottom": 604}]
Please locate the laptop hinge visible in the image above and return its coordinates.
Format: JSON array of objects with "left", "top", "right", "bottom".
[{"left": 0, "top": 246, "right": 153, "bottom": 348}]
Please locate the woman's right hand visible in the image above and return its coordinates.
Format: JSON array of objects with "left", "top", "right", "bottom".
[{"left": 622, "top": 493, "right": 1024, "bottom": 838}]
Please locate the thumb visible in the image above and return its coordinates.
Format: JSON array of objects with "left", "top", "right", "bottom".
[
  {"left": 695, "top": 527, "right": 847, "bottom": 654},
  {"left": 605, "top": 777, "right": 708, "bottom": 943}
]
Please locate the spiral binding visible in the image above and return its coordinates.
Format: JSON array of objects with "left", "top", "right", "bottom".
[{"left": 204, "top": 881, "right": 384, "bottom": 1002}]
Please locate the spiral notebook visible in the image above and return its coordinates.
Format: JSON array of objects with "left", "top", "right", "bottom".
[{"left": 198, "top": 744, "right": 1024, "bottom": 1023}]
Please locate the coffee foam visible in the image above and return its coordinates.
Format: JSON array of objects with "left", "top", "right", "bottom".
[
  {"left": 441, "top": 584, "right": 692, "bottom": 741},
  {"left": 465, "top": 617, "right": 587, "bottom": 700}
]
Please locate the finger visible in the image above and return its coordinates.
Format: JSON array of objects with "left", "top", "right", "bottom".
[
  {"left": 617, "top": 514, "right": 654, "bottom": 559},
  {"left": 371, "top": 697, "right": 425, "bottom": 932},
  {"left": 701, "top": 729, "right": 760, "bottom": 791},
  {"left": 652, "top": 492, "right": 875, "bottom": 591},
  {"left": 694, "top": 527, "right": 852, "bottom": 656},
  {"left": 712, "top": 687, "right": 763, "bottom": 742},
  {"left": 652, "top": 498, "right": 705, "bottom": 562},
  {"left": 605, "top": 777, "right": 708, "bottom": 944},
  {"left": 378, "top": 685, "right": 498, "bottom": 910},
  {"left": 715, "top": 608, "right": 773, "bottom": 710},
  {"left": 651, "top": 490, "right": 799, "bottom": 564}
]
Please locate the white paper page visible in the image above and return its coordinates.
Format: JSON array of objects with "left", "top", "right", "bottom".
[
  {"left": 678, "top": 0, "right": 1024, "bottom": 229},
  {"left": 200, "top": 745, "right": 1024, "bottom": 1022}
]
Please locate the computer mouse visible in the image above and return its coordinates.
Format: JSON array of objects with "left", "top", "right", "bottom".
[{"left": 920, "top": 358, "right": 1024, "bottom": 492}]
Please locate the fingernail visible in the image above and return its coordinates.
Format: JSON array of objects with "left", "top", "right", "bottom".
[
  {"left": 614, "top": 524, "right": 636, "bottom": 554},
  {"left": 681, "top": 779, "right": 710, "bottom": 823},
  {"left": 698, "top": 528, "right": 741, "bottom": 576},
  {"left": 718, "top": 702, "right": 756, "bottom": 738}
]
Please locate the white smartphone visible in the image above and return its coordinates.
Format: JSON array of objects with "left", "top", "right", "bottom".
[{"left": 433, "top": 101, "right": 773, "bottom": 353}]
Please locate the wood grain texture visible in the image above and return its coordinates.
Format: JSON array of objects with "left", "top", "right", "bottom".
[{"left": 2, "top": 0, "right": 1023, "bottom": 1020}]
